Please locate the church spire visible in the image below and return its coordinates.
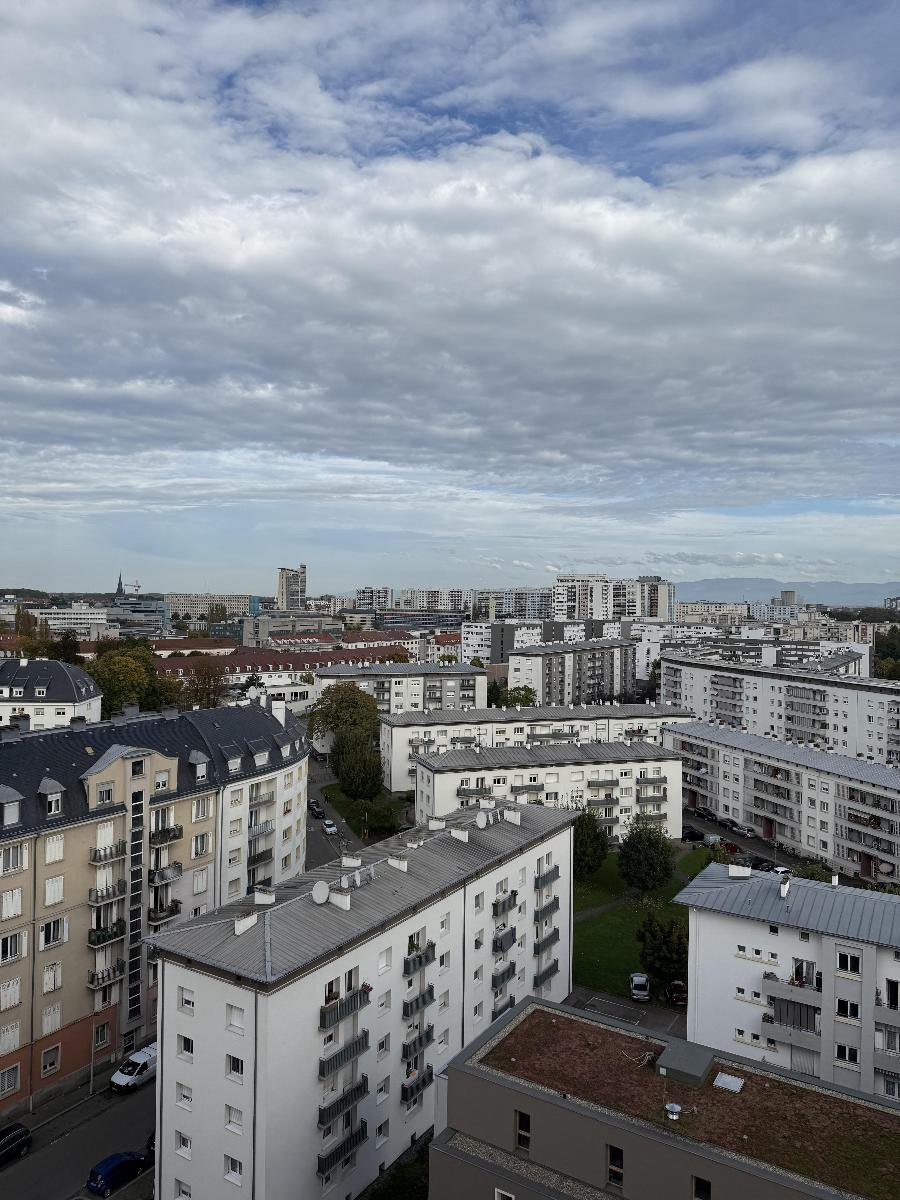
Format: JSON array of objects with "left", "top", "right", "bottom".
[{"left": 116, "top": 571, "right": 124, "bottom": 599}]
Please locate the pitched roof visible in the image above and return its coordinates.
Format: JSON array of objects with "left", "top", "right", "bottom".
[
  {"left": 414, "top": 740, "right": 675, "bottom": 772},
  {"left": 382, "top": 703, "right": 693, "bottom": 728},
  {"left": 0, "top": 657, "right": 100, "bottom": 703}
]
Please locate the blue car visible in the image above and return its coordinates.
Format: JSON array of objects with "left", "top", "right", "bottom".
[{"left": 86, "top": 1151, "right": 148, "bottom": 1197}]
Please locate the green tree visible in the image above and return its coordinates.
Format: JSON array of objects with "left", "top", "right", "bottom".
[
  {"left": 207, "top": 603, "right": 228, "bottom": 624},
  {"left": 14, "top": 605, "right": 37, "bottom": 636},
  {"left": 793, "top": 859, "right": 832, "bottom": 882},
  {"left": 573, "top": 811, "right": 609, "bottom": 879},
  {"left": 636, "top": 907, "right": 689, "bottom": 984},
  {"left": 505, "top": 685, "right": 536, "bottom": 707},
  {"left": 307, "top": 683, "right": 379, "bottom": 741},
  {"left": 334, "top": 730, "right": 383, "bottom": 802},
  {"left": 617, "top": 819, "right": 674, "bottom": 892},
  {"left": 438, "top": 653, "right": 458, "bottom": 664},
  {"left": 49, "top": 629, "right": 81, "bottom": 664},
  {"left": 85, "top": 652, "right": 152, "bottom": 717},
  {"left": 183, "top": 657, "right": 228, "bottom": 709},
  {"left": 647, "top": 657, "right": 661, "bottom": 700},
  {"left": 487, "top": 680, "right": 506, "bottom": 707},
  {"left": 469, "top": 656, "right": 485, "bottom": 668},
  {"left": 240, "top": 671, "right": 264, "bottom": 694}
]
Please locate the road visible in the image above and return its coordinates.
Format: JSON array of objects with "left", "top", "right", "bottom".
[
  {"left": 2, "top": 1083, "right": 155, "bottom": 1200},
  {"left": 304, "top": 760, "right": 365, "bottom": 869},
  {"left": 680, "top": 809, "right": 799, "bottom": 868}
]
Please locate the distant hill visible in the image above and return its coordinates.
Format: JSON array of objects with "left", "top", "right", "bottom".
[{"left": 675, "top": 578, "right": 900, "bottom": 606}]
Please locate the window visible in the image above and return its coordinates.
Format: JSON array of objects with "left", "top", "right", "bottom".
[
  {"left": 42, "top": 961, "right": 62, "bottom": 994},
  {"left": 44, "top": 875, "right": 64, "bottom": 907},
  {"left": 1, "top": 800, "right": 20, "bottom": 827},
  {"left": 175, "top": 1182, "right": 192, "bottom": 1199},
  {"left": 376, "top": 1075, "right": 390, "bottom": 1103},
  {"left": 377, "top": 1034, "right": 390, "bottom": 1059},
  {"left": 607, "top": 1145, "right": 624, "bottom": 1187},
  {"left": 41, "top": 1044, "right": 60, "bottom": 1076},
  {"left": 0, "top": 1021, "right": 20, "bottom": 1055},
  {"left": 693, "top": 1179, "right": 712, "bottom": 1200},
  {"left": 228, "top": 878, "right": 241, "bottom": 898},
  {"left": 95, "top": 1022, "right": 110, "bottom": 1049},
  {"left": 131, "top": 759, "right": 144, "bottom": 778},
  {"left": 45, "top": 833, "right": 64, "bottom": 864},
  {"left": 46, "top": 793, "right": 62, "bottom": 817},
  {"left": 192, "top": 834, "right": 210, "bottom": 859},
  {"left": 439, "top": 951, "right": 449, "bottom": 971},
  {"left": 474, "top": 891, "right": 484, "bottom": 912},
  {"left": 229, "top": 849, "right": 242, "bottom": 866},
  {"left": 0, "top": 977, "right": 21, "bottom": 1010},
  {"left": 438, "top": 1028, "right": 449, "bottom": 1051},
  {"left": 227, "top": 1004, "right": 245, "bottom": 1033},
  {"left": 837, "top": 951, "right": 861, "bottom": 975},
  {"left": 176, "top": 1130, "right": 192, "bottom": 1159},
  {"left": 230, "top": 788, "right": 243, "bottom": 807},
  {"left": 515, "top": 1110, "right": 530, "bottom": 1153},
  {"left": 224, "top": 1155, "right": 243, "bottom": 1185},
  {"left": 474, "top": 1001, "right": 483, "bottom": 1021},
  {"left": 0, "top": 1064, "right": 19, "bottom": 1098},
  {"left": 440, "top": 913, "right": 449, "bottom": 936},
  {"left": 769, "top": 925, "right": 779, "bottom": 935},
  {"left": 97, "top": 784, "right": 114, "bottom": 806},
  {"left": 378, "top": 947, "right": 392, "bottom": 974},
  {"left": 156, "top": 771, "right": 170, "bottom": 792},
  {"left": 227, "top": 1054, "right": 244, "bottom": 1080},
  {"left": 178, "top": 1034, "right": 194, "bottom": 1061},
  {"left": 1, "top": 887, "right": 22, "bottom": 920},
  {"left": 192, "top": 795, "right": 209, "bottom": 821},
  {"left": 176, "top": 1082, "right": 193, "bottom": 1108},
  {"left": 836, "top": 998, "right": 860, "bottom": 1021},
  {"left": 39, "top": 918, "right": 66, "bottom": 950},
  {"left": 178, "top": 986, "right": 195, "bottom": 1013},
  {"left": 376, "top": 1118, "right": 389, "bottom": 1147},
  {"left": 193, "top": 867, "right": 208, "bottom": 895},
  {"left": 41, "top": 1003, "right": 61, "bottom": 1036},
  {"left": 835, "top": 1043, "right": 859, "bottom": 1064},
  {"left": 378, "top": 989, "right": 391, "bottom": 1013},
  {"left": 226, "top": 1104, "right": 243, "bottom": 1132},
  {"left": 191, "top": 905, "right": 207, "bottom": 918},
  {"left": 229, "top": 819, "right": 242, "bottom": 837}
]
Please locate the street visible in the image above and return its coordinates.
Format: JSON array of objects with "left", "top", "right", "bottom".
[
  {"left": 304, "top": 760, "right": 365, "bottom": 869},
  {"left": 680, "top": 809, "right": 801, "bottom": 870}
]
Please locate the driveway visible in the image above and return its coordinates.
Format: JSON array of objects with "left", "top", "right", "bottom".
[
  {"left": 566, "top": 985, "right": 687, "bottom": 1039},
  {"left": 305, "top": 760, "right": 365, "bottom": 869}
]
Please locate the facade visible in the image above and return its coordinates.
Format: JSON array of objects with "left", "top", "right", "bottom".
[
  {"left": 665, "top": 721, "right": 900, "bottom": 883},
  {"left": 354, "top": 586, "right": 394, "bottom": 611},
  {"left": 508, "top": 639, "right": 637, "bottom": 704},
  {"left": 471, "top": 588, "right": 553, "bottom": 621},
  {"left": 149, "top": 802, "right": 575, "bottom": 1200},
  {"left": 0, "top": 703, "right": 308, "bottom": 1117},
  {"left": 677, "top": 863, "right": 900, "bottom": 1103},
  {"left": 553, "top": 574, "right": 675, "bottom": 622},
  {"left": 0, "top": 659, "right": 102, "bottom": 730},
  {"left": 460, "top": 620, "right": 611, "bottom": 666},
  {"left": 394, "top": 588, "right": 475, "bottom": 613},
  {"left": 886, "top": 597, "right": 900, "bottom": 612},
  {"left": 412, "top": 742, "right": 681, "bottom": 838},
  {"left": 26, "top": 604, "right": 111, "bottom": 640},
  {"left": 241, "top": 613, "right": 341, "bottom": 648},
  {"left": 429, "top": 998, "right": 899, "bottom": 1200},
  {"left": 675, "top": 600, "right": 753, "bottom": 625},
  {"left": 426, "top": 632, "right": 461, "bottom": 664},
  {"left": 316, "top": 663, "right": 487, "bottom": 717},
  {"left": 164, "top": 593, "right": 261, "bottom": 621},
  {"left": 660, "top": 652, "right": 900, "bottom": 762},
  {"left": 342, "top": 629, "right": 423, "bottom": 661},
  {"left": 276, "top": 566, "right": 308, "bottom": 611},
  {"left": 381, "top": 703, "right": 693, "bottom": 792}
]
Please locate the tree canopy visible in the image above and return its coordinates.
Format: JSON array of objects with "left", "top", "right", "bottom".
[
  {"left": 307, "top": 682, "right": 380, "bottom": 740},
  {"left": 573, "top": 811, "right": 609, "bottom": 879},
  {"left": 617, "top": 819, "right": 674, "bottom": 892},
  {"left": 84, "top": 640, "right": 183, "bottom": 717},
  {"left": 487, "top": 682, "right": 537, "bottom": 708},
  {"left": 636, "top": 907, "right": 689, "bottom": 983}
]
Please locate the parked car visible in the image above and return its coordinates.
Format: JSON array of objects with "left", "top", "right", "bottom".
[
  {"left": 772, "top": 866, "right": 792, "bottom": 876},
  {"left": 665, "top": 980, "right": 688, "bottom": 1007},
  {"left": 86, "top": 1151, "right": 149, "bottom": 1197},
  {"left": 0, "top": 1122, "right": 32, "bottom": 1167},
  {"left": 694, "top": 806, "right": 716, "bottom": 822},
  {"left": 721, "top": 840, "right": 741, "bottom": 855},
  {"left": 733, "top": 824, "right": 756, "bottom": 838},
  {"left": 703, "top": 832, "right": 721, "bottom": 847},
  {"left": 719, "top": 816, "right": 740, "bottom": 831},
  {"left": 109, "top": 1042, "right": 157, "bottom": 1094},
  {"left": 308, "top": 799, "right": 325, "bottom": 819},
  {"left": 681, "top": 824, "right": 704, "bottom": 843},
  {"left": 629, "top": 972, "right": 651, "bottom": 1002},
  {"left": 322, "top": 818, "right": 338, "bottom": 837}
]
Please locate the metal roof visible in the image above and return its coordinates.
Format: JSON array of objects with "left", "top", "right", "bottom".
[
  {"left": 414, "top": 740, "right": 675, "bottom": 772},
  {"left": 675, "top": 864, "right": 900, "bottom": 949},
  {"left": 382, "top": 703, "right": 693, "bottom": 728},
  {"left": 509, "top": 639, "right": 635, "bottom": 656},
  {"left": 664, "top": 721, "right": 900, "bottom": 791},
  {"left": 0, "top": 657, "right": 99, "bottom": 702},
  {"left": 662, "top": 650, "right": 900, "bottom": 694},
  {"left": 316, "top": 663, "right": 485, "bottom": 677},
  {"left": 149, "top": 803, "right": 576, "bottom": 987}
]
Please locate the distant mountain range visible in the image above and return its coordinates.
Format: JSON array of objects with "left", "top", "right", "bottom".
[{"left": 676, "top": 578, "right": 900, "bottom": 606}]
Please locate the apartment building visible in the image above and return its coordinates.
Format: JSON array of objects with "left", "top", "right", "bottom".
[
  {"left": 149, "top": 801, "right": 575, "bottom": 1200},
  {"left": 508, "top": 639, "right": 637, "bottom": 704},
  {"left": 426, "top": 632, "right": 461, "bottom": 664},
  {"left": 460, "top": 620, "right": 611, "bottom": 666},
  {"left": 381, "top": 703, "right": 693, "bottom": 792},
  {"left": 553, "top": 574, "right": 675, "bottom": 622},
  {"left": 0, "top": 659, "right": 102, "bottom": 730},
  {"left": 240, "top": 613, "right": 341, "bottom": 648},
  {"left": 395, "top": 588, "right": 475, "bottom": 613},
  {"left": 342, "top": 629, "right": 422, "bottom": 661},
  {"left": 354, "top": 587, "right": 394, "bottom": 611},
  {"left": 471, "top": 587, "right": 553, "bottom": 621},
  {"left": 677, "top": 863, "right": 900, "bottom": 1103},
  {"left": 676, "top": 600, "right": 752, "bottom": 626},
  {"left": 660, "top": 652, "right": 900, "bottom": 762},
  {"left": 276, "top": 566, "right": 307, "bottom": 611},
  {"left": 26, "top": 604, "right": 111, "bottom": 640},
  {"left": 165, "top": 593, "right": 261, "bottom": 621},
  {"left": 316, "top": 664, "right": 487, "bottom": 717},
  {"left": 0, "top": 704, "right": 308, "bottom": 1117},
  {"left": 412, "top": 742, "right": 681, "bottom": 838},
  {"left": 665, "top": 721, "right": 900, "bottom": 883},
  {"left": 429, "top": 998, "right": 899, "bottom": 1200}
]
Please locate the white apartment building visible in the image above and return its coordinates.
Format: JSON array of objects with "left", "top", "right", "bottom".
[
  {"left": 342, "top": 630, "right": 423, "bottom": 662},
  {"left": 665, "top": 721, "right": 900, "bottom": 883},
  {"left": 381, "top": 702, "right": 693, "bottom": 792},
  {"left": 625, "top": 622, "right": 723, "bottom": 679},
  {"left": 676, "top": 863, "right": 900, "bottom": 1103},
  {"left": 661, "top": 651, "right": 900, "bottom": 762},
  {"left": 553, "top": 575, "right": 675, "bottom": 622},
  {"left": 26, "top": 604, "right": 111, "bottom": 640},
  {"left": 675, "top": 601, "right": 752, "bottom": 626},
  {"left": 0, "top": 659, "right": 102, "bottom": 730},
  {"left": 354, "top": 587, "right": 394, "bottom": 611},
  {"left": 395, "top": 588, "right": 475, "bottom": 613},
  {"left": 165, "top": 594, "right": 258, "bottom": 620},
  {"left": 276, "top": 566, "right": 307, "bottom": 611},
  {"left": 412, "top": 743, "right": 681, "bottom": 840},
  {"left": 315, "top": 664, "right": 487, "bottom": 717},
  {"left": 471, "top": 587, "right": 553, "bottom": 621},
  {"left": 508, "top": 640, "right": 637, "bottom": 704},
  {"left": 149, "top": 802, "right": 574, "bottom": 1200}
]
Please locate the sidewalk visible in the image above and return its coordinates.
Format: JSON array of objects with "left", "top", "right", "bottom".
[{"left": 23, "top": 1062, "right": 118, "bottom": 1137}]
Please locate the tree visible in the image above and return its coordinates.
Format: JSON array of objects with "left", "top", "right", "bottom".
[
  {"left": 573, "top": 811, "right": 609, "bottom": 879},
  {"left": 14, "top": 605, "right": 37, "bottom": 636},
  {"left": 307, "top": 683, "right": 379, "bottom": 741},
  {"left": 647, "top": 657, "right": 661, "bottom": 701},
  {"left": 183, "top": 657, "right": 228, "bottom": 709},
  {"left": 617, "top": 819, "right": 674, "bottom": 892},
  {"left": 49, "top": 629, "right": 81, "bottom": 664},
  {"left": 470, "top": 656, "right": 485, "bottom": 668},
  {"left": 505, "top": 685, "right": 536, "bottom": 707},
  {"left": 438, "top": 653, "right": 458, "bottom": 664},
  {"left": 793, "top": 859, "right": 832, "bottom": 882},
  {"left": 636, "top": 907, "right": 689, "bottom": 984},
  {"left": 207, "top": 603, "right": 228, "bottom": 625},
  {"left": 85, "top": 652, "right": 152, "bottom": 718},
  {"left": 487, "top": 680, "right": 506, "bottom": 708},
  {"left": 240, "top": 671, "right": 264, "bottom": 694},
  {"left": 334, "top": 730, "right": 383, "bottom": 802}
]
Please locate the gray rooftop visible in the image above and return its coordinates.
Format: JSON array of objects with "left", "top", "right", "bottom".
[
  {"left": 148, "top": 803, "right": 576, "bottom": 986},
  {"left": 382, "top": 703, "right": 693, "bottom": 728},
  {"left": 0, "top": 657, "right": 100, "bottom": 703},
  {"left": 316, "top": 663, "right": 485, "bottom": 677},
  {"left": 665, "top": 721, "right": 900, "bottom": 792},
  {"left": 414, "top": 740, "right": 675, "bottom": 772},
  {"left": 662, "top": 650, "right": 900, "bottom": 692},
  {"left": 509, "top": 639, "right": 634, "bottom": 656},
  {"left": 675, "top": 864, "right": 900, "bottom": 949}
]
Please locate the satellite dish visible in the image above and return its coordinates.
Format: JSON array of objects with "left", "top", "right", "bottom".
[
  {"left": 312, "top": 881, "right": 330, "bottom": 906},
  {"left": 475, "top": 811, "right": 488, "bottom": 829}
]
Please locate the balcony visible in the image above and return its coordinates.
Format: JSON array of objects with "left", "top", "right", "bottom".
[
  {"left": 874, "top": 1047, "right": 900, "bottom": 1074},
  {"left": 510, "top": 783, "right": 544, "bottom": 795},
  {"left": 763, "top": 1015, "right": 821, "bottom": 1052},
  {"left": 492, "top": 961, "right": 515, "bottom": 990},
  {"left": 249, "top": 790, "right": 276, "bottom": 810},
  {"left": 318, "top": 1076, "right": 369, "bottom": 1127},
  {"left": 534, "top": 927, "right": 560, "bottom": 957},
  {"left": 492, "top": 890, "right": 518, "bottom": 919},
  {"left": 317, "top": 1120, "right": 368, "bottom": 1177},
  {"left": 319, "top": 985, "right": 372, "bottom": 1031},
  {"left": 149, "top": 824, "right": 183, "bottom": 848},
  {"left": 319, "top": 1030, "right": 370, "bottom": 1079},
  {"left": 450, "top": 735, "right": 477, "bottom": 746},
  {"left": 89, "top": 840, "right": 127, "bottom": 865},
  {"left": 402, "top": 984, "right": 435, "bottom": 1021},
  {"left": 248, "top": 820, "right": 276, "bottom": 839},
  {"left": 87, "top": 959, "right": 126, "bottom": 989},
  {"left": 457, "top": 786, "right": 491, "bottom": 799},
  {"left": 534, "top": 896, "right": 560, "bottom": 925},
  {"left": 248, "top": 848, "right": 274, "bottom": 868},
  {"left": 535, "top": 864, "right": 560, "bottom": 890},
  {"left": 587, "top": 778, "right": 619, "bottom": 789},
  {"left": 875, "top": 999, "right": 900, "bottom": 1030},
  {"left": 492, "top": 995, "right": 515, "bottom": 1021},
  {"left": 148, "top": 862, "right": 182, "bottom": 887},
  {"left": 492, "top": 927, "right": 516, "bottom": 955},
  {"left": 534, "top": 959, "right": 560, "bottom": 989},
  {"left": 403, "top": 941, "right": 436, "bottom": 976},
  {"left": 88, "top": 879, "right": 127, "bottom": 905},
  {"left": 87, "top": 918, "right": 126, "bottom": 947},
  {"left": 636, "top": 809, "right": 667, "bottom": 822},
  {"left": 401, "top": 1064, "right": 434, "bottom": 1104},
  {"left": 401, "top": 1024, "right": 434, "bottom": 1061},
  {"left": 763, "top": 972, "right": 822, "bottom": 1005},
  {"left": 147, "top": 899, "right": 182, "bottom": 926}
]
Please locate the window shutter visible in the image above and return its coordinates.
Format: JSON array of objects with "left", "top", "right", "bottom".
[
  {"left": 97, "top": 821, "right": 113, "bottom": 848},
  {"left": 21, "top": 843, "right": 28, "bottom": 871},
  {"left": 63, "top": 916, "right": 69, "bottom": 944},
  {"left": 0, "top": 977, "right": 20, "bottom": 1010},
  {"left": 45, "top": 876, "right": 64, "bottom": 906},
  {"left": 0, "top": 1021, "right": 20, "bottom": 1054},
  {"left": 20, "top": 931, "right": 27, "bottom": 958},
  {"left": 1, "top": 888, "right": 22, "bottom": 920}
]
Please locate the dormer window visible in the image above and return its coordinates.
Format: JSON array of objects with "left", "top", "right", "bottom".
[
  {"left": 131, "top": 760, "right": 144, "bottom": 778},
  {"left": 228, "top": 758, "right": 241, "bottom": 774},
  {"left": 35, "top": 688, "right": 46, "bottom": 698},
  {"left": 12, "top": 688, "right": 23, "bottom": 698},
  {"left": 97, "top": 784, "right": 113, "bottom": 805},
  {"left": 196, "top": 762, "right": 208, "bottom": 782},
  {"left": 253, "top": 751, "right": 269, "bottom": 768},
  {"left": 46, "top": 794, "right": 62, "bottom": 817},
  {"left": 1, "top": 801, "right": 20, "bottom": 827},
  {"left": 155, "top": 771, "right": 169, "bottom": 792}
]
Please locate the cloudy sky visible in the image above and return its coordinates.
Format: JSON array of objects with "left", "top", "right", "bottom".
[{"left": 2, "top": 0, "right": 899, "bottom": 594}]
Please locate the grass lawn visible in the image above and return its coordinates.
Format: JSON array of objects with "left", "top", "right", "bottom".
[
  {"left": 322, "top": 783, "right": 408, "bottom": 839},
  {"left": 573, "top": 853, "right": 631, "bottom": 912}
]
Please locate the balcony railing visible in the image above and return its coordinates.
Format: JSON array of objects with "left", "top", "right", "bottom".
[
  {"left": 401, "top": 1064, "right": 434, "bottom": 1104},
  {"left": 492, "top": 890, "right": 518, "bottom": 919},
  {"left": 874, "top": 998, "right": 900, "bottom": 1030},
  {"left": 492, "top": 961, "right": 515, "bottom": 990},
  {"left": 319, "top": 985, "right": 372, "bottom": 1031},
  {"left": 402, "top": 984, "right": 435, "bottom": 1021},
  {"left": 636, "top": 809, "right": 667, "bottom": 822},
  {"left": 492, "top": 995, "right": 515, "bottom": 1021},
  {"left": 587, "top": 778, "right": 619, "bottom": 789},
  {"left": 403, "top": 941, "right": 436, "bottom": 976},
  {"left": 401, "top": 1024, "right": 434, "bottom": 1061},
  {"left": 534, "top": 959, "right": 559, "bottom": 989},
  {"left": 88, "top": 878, "right": 127, "bottom": 905},
  {"left": 492, "top": 927, "right": 516, "bottom": 955},
  {"left": 149, "top": 824, "right": 183, "bottom": 848},
  {"left": 317, "top": 1121, "right": 368, "bottom": 1176},
  {"left": 457, "top": 786, "right": 491, "bottom": 798},
  {"left": 148, "top": 862, "right": 182, "bottom": 887},
  {"left": 87, "top": 959, "right": 126, "bottom": 989},
  {"left": 249, "top": 790, "right": 276, "bottom": 809},
  {"left": 87, "top": 918, "right": 126, "bottom": 947},
  {"left": 511, "top": 783, "right": 544, "bottom": 794},
  {"left": 534, "top": 864, "right": 560, "bottom": 890},
  {"left": 318, "top": 1076, "right": 369, "bottom": 1128},
  {"left": 248, "top": 848, "right": 274, "bottom": 868},
  {"left": 147, "top": 898, "right": 182, "bottom": 926},
  {"left": 89, "top": 840, "right": 127, "bottom": 865},
  {"left": 534, "top": 927, "right": 560, "bottom": 957},
  {"left": 534, "top": 896, "right": 560, "bottom": 925},
  {"left": 319, "top": 1030, "right": 370, "bottom": 1079},
  {"left": 248, "top": 820, "right": 276, "bottom": 839}
]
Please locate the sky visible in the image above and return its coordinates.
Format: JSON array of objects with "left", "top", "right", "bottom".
[{"left": 2, "top": 0, "right": 899, "bottom": 594}]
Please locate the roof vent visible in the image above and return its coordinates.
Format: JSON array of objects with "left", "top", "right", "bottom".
[
  {"left": 666, "top": 1103, "right": 682, "bottom": 1121},
  {"left": 503, "top": 808, "right": 521, "bottom": 825},
  {"left": 234, "top": 913, "right": 258, "bottom": 936},
  {"left": 428, "top": 818, "right": 445, "bottom": 831},
  {"left": 253, "top": 887, "right": 276, "bottom": 906},
  {"left": 831, "top": 874, "right": 839, "bottom": 887},
  {"left": 450, "top": 828, "right": 469, "bottom": 843},
  {"left": 780, "top": 878, "right": 790, "bottom": 899},
  {"left": 388, "top": 854, "right": 408, "bottom": 872}
]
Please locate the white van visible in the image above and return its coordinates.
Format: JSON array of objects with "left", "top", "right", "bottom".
[{"left": 110, "top": 1042, "right": 158, "bottom": 1093}]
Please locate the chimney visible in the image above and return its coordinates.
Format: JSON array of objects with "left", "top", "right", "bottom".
[
  {"left": 780, "top": 878, "right": 790, "bottom": 900},
  {"left": 161, "top": 706, "right": 178, "bottom": 720},
  {"left": 14, "top": 714, "right": 30, "bottom": 733},
  {"left": 122, "top": 704, "right": 139, "bottom": 719},
  {"left": 253, "top": 887, "right": 276, "bottom": 906},
  {"left": 831, "top": 874, "right": 839, "bottom": 887}
]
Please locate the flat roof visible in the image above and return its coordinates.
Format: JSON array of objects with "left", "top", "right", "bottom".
[
  {"left": 509, "top": 639, "right": 634, "bottom": 656},
  {"left": 316, "top": 663, "right": 484, "bottom": 677},
  {"left": 662, "top": 651, "right": 900, "bottom": 693},
  {"left": 414, "top": 740, "right": 675, "bottom": 772},
  {"left": 382, "top": 703, "right": 693, "bottom": 728},
  {"left": 474, "top": 1004, "right": 900, "bottom": 1200},
  {"left": 665, "top": 720, "right": 900, "bottom": 791}
]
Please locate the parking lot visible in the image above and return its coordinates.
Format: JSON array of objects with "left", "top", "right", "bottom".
[{"left": 567, "top": 985, "right": 687, "bottom": 1039}]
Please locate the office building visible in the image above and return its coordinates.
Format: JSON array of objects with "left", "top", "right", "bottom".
[
  {"left": 149, "top": 801, "right": 575, "bottom": 1200},
  {"left": 25, "top": 604, "right": 111, "bottom": 641},
  {"left": 0, "top": 659, "right": 102, "bottom": 730},
  {"left": 165, "top": 593, "right": 261, "bottom": 621},
  {"left": 429, "top": 997, "right": 899, "bottom": 1200},
  {"left": 676, "top": 862, "right": 900, "bottom": 1103},
  {"left": 276, "top": 566, "right": 308, "bottom": 611},
  {"left": 315, "top": 663, "right": 487, "bottom": 718},
  {"left": 508, "top": 640, "right": 637, "bottom": 704},
  {"left": 241, "top": 614, "right": 341, "bottom": 648}
]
